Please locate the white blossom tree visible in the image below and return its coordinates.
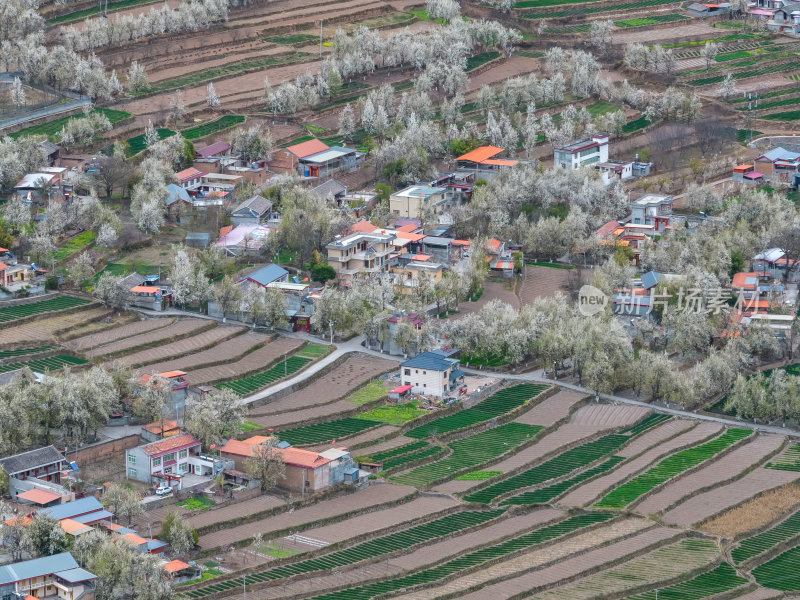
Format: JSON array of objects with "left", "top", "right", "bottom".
[
  {"left": 126, "top": 60, "right": 149, "bottom": 92},
  {"left": 10, "top": 77, "right": 25, "bottom": 107},
  {"left": 205, "top": 81, "right": 220, "bottom": 109}
]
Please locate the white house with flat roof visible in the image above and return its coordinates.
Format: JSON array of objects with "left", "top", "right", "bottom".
[
  {"left": 554, "top": 134, "right": 609, "bottom": 170},
  {"left": 389, "top": 185, "right": 447, "bottom": 219},
  {"left": 630, "top": 194, "right": 673, "bottom": 231}
]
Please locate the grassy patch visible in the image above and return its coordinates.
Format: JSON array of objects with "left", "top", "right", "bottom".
[
  {"left": 586, "top": 100, "right": 620, "bottom": 117},
  {"left": 176, "top": 496, "right": 216, "bottom": 511},
  {"left": 54, "top": 231, "right": 96, "bottom": 261},
  {"left": 356, "top": 402, "right": 426, "bottom": 426},
  {"left": 125, "top": 128, "right": 176, "bottom": 156},
  {"left": 0, "top": 297, "right": 92, "bottom": 324},
  {"left": 526, "top": 261, "right": 574, "bottom": 269},
  {"left": 345, "top": 380, "right": 388, "bottom": 405},
  {"left": 258, "top": 542, "right": 300, "bottom": 558},
  {"left": 278, "top": 417, "right": 381, "bottom": 445},
  {"left": 761, "top": 110, "right": 800, "bottom": 121},
  {"left": 455, "top": 470, "right": 503, "bottom": 481},
  {"left": 296, "top": 343, "right": 329, "bottom": 358},
  {"left": 615, "top": 14, "right": 689, "bottom": 27},
  {"left": 737, "top": 129, "right": 762, "bottom": 143},
  {"left": 9, "top": 108, "right": 131, "bottom": 140},
  {"left": 466, "top": 51, "right": 501, "bottom": 71},
  {"left": 264, "top": 33, "right": 319, "bottom": 44},
  {"left": 144, "top": 52, "right": 312, "bottom": 94},
  {"left": 182, "top": 115, "right": 245, "bottom": 140},
  {"left": 460, "top": 352, "right": 509, "bottom": 367},
  {"left": 239, "top": 419, "right": 261, "bottom": 432},
  {"left": 275, "top": 248, "right": 298, "bottom": 264},
  {"left": 621, "top": 115, "right": 651, "bottom": 134}
]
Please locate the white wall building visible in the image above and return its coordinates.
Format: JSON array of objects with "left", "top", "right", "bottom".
[
  {"left": 554, "top": 134, "right": 609, "bottom": 170},
  {"left": 399, "top": 351, "right": 465, "bottom": 397}
]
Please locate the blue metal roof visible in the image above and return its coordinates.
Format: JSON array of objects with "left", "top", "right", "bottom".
[
  {"left": 40, "top": 496, "right": 104, "bottom": 521},
  {"left": 760, "top": 147, "right": 800, "bottom": 162},
  {"left": 431, "top": 348, "right": 459, "bottom": 358},
  {"left": 56, "top": 567, "right": 97, "bottom": 583},
  {"left": 239, "top": 264, "right": 288, "bottom": 287},
  {"left": 71, "top": 509, "right": 113, "bottom": 524},
  {"left": 641, "top": 271, "right": 661, "bottom": 290},
  {"left": 401, "top": 352, "right": 453, "bottom": 371},
  {"left": 147, "top": 539, "right": 169, "bottom": 551},
  {"left": 449, "top": 369, "right": 466, "bottom": 381},
  {"left": 165, "top": 184, "right": 191, "bottom": 206},
  {"left": 0, "top": 552, "right": 79, "bottom": 585}
]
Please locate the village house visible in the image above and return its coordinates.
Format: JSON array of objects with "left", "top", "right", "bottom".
[
  {"left": 554, "top": 133, "right": 610, "bottom": 170},
  {"left": 752, "top": 247, "right": 800, "bottom": 282},
  {"left": 219, "top": 436, "right": 344, "bottom": 493},
  {"left": 688, "top": 2, "right": 731, "bottom": 16},
  {"left": 230, "top": 195, "right": 274, "bottom": 225},
  {"left": 390, "top": 255, "right": 446, "bottom": 293},
  {"left": 754, "top": 147, "right": 800, "bottom": 183},
  {"left": 125, "top": 432, "right": 203, "bottom": 487},
  {"left": 594, "top": 160, "right": 634, "bottom": 185},
  {"left": 312, "top": 179, "right": 347, "bottom": 207},
  {"left": 215, "top": 224, "right": 271, "bottom": 256},
  {"left": 238, "top": 264, "right": 289, "bottom": 288},
  {"left": 267, "top": 281, "right": 315, "bottom": 332},
  {"left": 630, "top": 194, "right": 673, "bottom": 231},
  {"left": 40, "top": 497, "right": 113, "bottom": 525},
  {"left": 140, "top": 419, "right": 182, "bottom": 443},
  {"left": 389, "top": 185, "right": 447, "bottom": 219},
  {"left": 194, "top": 141, "right": 233, "bottom": 165},
  {"left": 14, "top": 171, "right": 62, "bottom": 203},
  {"left": 0, "top": 445, "right": 66, "bottom": 487},
  {"left": 399, "top": 351, "right": 465, "bottom": 397},
  {"left": 0, "top": 553, "right": 97, "bottom": 600},
  {"left": 768, "top": 3, "right": 800, "bottom": 34},
  {"left": 732, "top": 164, "right": 765, "bottom": 185},
  {"left": 455, "top": 146, "right": 518, "bottom": 172},
  {"left": 326, "top": 230, "right": 397, "bottom": 286}
]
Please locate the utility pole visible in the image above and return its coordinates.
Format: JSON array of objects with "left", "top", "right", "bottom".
[
  {"left": 284, "top": 353, "right": 287, "bottom": 377},
  {"left": 320, "top": 20, "right": 323, "bottom": 58},
  {"left": 242, "top": 574, "right": 246, "bottom": 600},
  {"left": 329, "top": 319, "right": 334, "bottom": 345}
]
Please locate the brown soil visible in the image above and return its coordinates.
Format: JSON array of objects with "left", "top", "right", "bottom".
[
  {"left": 86, "top": 318, "right": 209, "bottom": 357},
  {"left": 67, "top": 317, "right": 173, "bottom": 351},
  {"left": 196, "top": 481, "right": 414, "bottom": 549},
  {"left": 611, "top": 22, "right": 720, "bottom": 44},
  {"left": 448, "top": 279, "right": 519, "bottom": 320},
  {"left": 635, "top": 434, "right": 785, "bottom": 515},
  {"left": 111, "top": 324, "right": 242, "bottom": 367},
  {"left": 0, "top": 306, "right": 111, "bottom": 346},
  {"left": 513, "top": 389, "right": 586, "bottom": 427},
  {"left": 518, "top": 266, "right": 571, "bottom": 305},
  {"left": 134, "top": 329, "right": 271, "bottom": 375},
  {"left": 698, "top": 481, "right": 800, "bottom": 539},
  {"left": 663, "top": 467, "right": 800, "bottom": 527},
  {"left": 250, "top": 355, "right": 398, "bottom": 418},
  {"left": 305, "top": 425, "right": 399, "bottom": 452},
  {"left": 187, "top": 335, "right": 303, "bottom": 386}
]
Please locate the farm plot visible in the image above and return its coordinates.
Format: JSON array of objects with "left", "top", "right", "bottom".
[
  {"left": 517, "top": 265, "right": 571, "bottom": 305},
  {"left": 124, "top": 128, "right": 175, "bottom": 156},
  {"left": 397, "top": 517, "right": 653, "bottom": 600},
  {"left": 559, "top": 421, "right": 713, "bottom": 508},
  {"left": 0, "top": 296, "right": 92, "bottom": 324},
  {"left": 614, "top": 13, "right": 689, "bottom": 27},
  {"left": 534, "top": 540, "right": 731, "bottom": 599},
  {"left": 114, "top": 325, "right": 243, "bottom": 368},
  {"left": 523, "top": 0, "right": 676, "bottom": 19},
  {"left": 405, "top": 384, "right": 549, "bottom": 439},
  {"left": 513, "top": 389, "right": 586, "bottom": 427},
  {"left": 134, "top": 330, "right": 270, "bottom": 375},
  {"left": 277, "top": 417, "right": 382, "bottom": 446},
  {"left": 53, "top": 231, "right": 96, "bottom": 261},
  {"left": 181, "top": 115, "right": 245, "bottom": 140},
  {"left": 634, "top": 434, "right": 784, "bottom": 515},
  {"left": 0, "top": 307, "right": 118, "bottom": 346},
  {"left": 623, "top": 563, "right": 748, "bottom": 599},
  {"left": 301, "top": 513, "right": 616, "bottom": 600},
  {"left": 68, "top": 318, "right": 174, "bottom": 351},
  {"left": 215, "top": 355, "right": 311, "bottom": 395},
  {"left": 463, "top": 413, "right": 670, "bottom": 504},
  {"left": 0, "top": 354, "right": 88, "bottom": 374},
  {"left": 0, "top": 345, "right": 55, "bottom": 360},
  {"left": 8, "top": 108, "right": 130, "bottom": 140},
  {"left": 86, "top": 318, "right": 209, "bottom": 357},
  {"left": 392, "top": 423, "right": 543, "bottom": 487},
  {"left": 249, "top": 354, "right": 397, "bottom": 421},
  {"left": 368, "top": 440, "right": 429, "bottom": 462},
  {"left": 382, "top": 445, "right": 444, "bottom": 470},
  {"left": 753, "top": 544, "right": 800, "bottom": 591},
  {"left": 687, "top": 60, "right": 800, "bottom": 86},
  {"left": 593, "top": 428, "right": 752, "bottom": 510},
  {"left": 184, "top": 510, "right": 505, "bottom": 598},
  {"left": 663, "top": 466, "right": 800, "bottom": 527},
  {"left": 184, "top": 335, "right": 303, "bottom": 385},
  {"left": 500, "top": 456, "right": 625, "bottom": 505},
  {"left": 455, "top": 527, "right": 681, "bottom": 600},
  {"left": 732, "top": 507, "right": 800, "bottom": 565},
  {"left": 766, "top": 443, "right": 800, "bottom": 471},
  {"left": 699, "top": 482, "right": 800, "bottom": 539}
]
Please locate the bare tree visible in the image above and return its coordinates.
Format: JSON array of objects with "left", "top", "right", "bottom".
[{"left": 245, "top": 437, "right": 286, "bottom": 493}]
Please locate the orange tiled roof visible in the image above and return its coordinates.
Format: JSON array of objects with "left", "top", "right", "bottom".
[
  {"left": 123, "top": 532, "right": 148, "bottom": 546},
  {"left": 348, "top": 220, "right": 378, "bottom": 234},
  {"left": 140, "top": 432, "right": 199, "bottom": 457},
  {"left": 175, "top": 167, "right": 206, "bottom": 182},
  {"left": 287, "top": 139, "right": 329, "bottom": 159},
  {"left": 395, "top": 223, "right": 417, "bottom": 233},
  {"left": 17, "top": 488, "right": 61, "bottom": 504},
  {"left": 142, "top": 420, "right": 180, "bottom": 435},
  {"left": 395, "top": 231, "right": 425, "bottom": 242},
  {"left": 60, "top": 519, "right": 91, "bottom": 534},
  {"left": 456, "top": 146, "right": 503, "bottom": 163},
  {"left": 282, "top": 447, "right": 331, "bottom": 469},
  {"left": 164, "top": 560, "right": 191, "bottom": 573}
]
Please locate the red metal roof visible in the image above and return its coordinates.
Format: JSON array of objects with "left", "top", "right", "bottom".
[
  {"left": 395, "top": 223, "right": 417, "bottom": 233},
  {"left": 287, "top": 139, "right": 329, "bottom": 159},
  {"left": 412, "top": 254, "right": 431, "bottom": 261},
  {"left": 348, "top": 220, "right": 378, "bottom": 234},
  {"left": 130, "top": 285, "right": 160, "bottom": 293},
  {"left": 482, "top": 158, "right": 518, "bottom": 167},
  {"left": 17, "top": 488, "right": 61, "bottom": 504},
  {"left": 175, "top": 167, "right": 206, "bottom": 183},
  {"left": 390, "top": 384, "right": 413, "bottom": 394},
  {"left": 195, "top": 141, "right": 231, "bottom": 159}
]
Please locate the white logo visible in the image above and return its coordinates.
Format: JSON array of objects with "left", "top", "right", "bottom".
[{"left": 578, "top": 285, "right": 608, "bottom": 316}]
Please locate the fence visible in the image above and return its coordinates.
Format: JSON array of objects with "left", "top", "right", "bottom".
[{"left": 65, "top": 434, "right": 140, "bottom": 466}]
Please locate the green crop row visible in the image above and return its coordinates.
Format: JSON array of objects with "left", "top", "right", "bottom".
[
  {"left": 737, "top": 95, "right": 800, "bottom": 110},
  {"left": 687, "top": 60, "right": 800, "bottom": 86},
  {"left": 0, "top": 354, "right": 87, "bottom": 375},
  {"left": 181, "top": 115, "right": 245, "bottom": 140},
  {"left": 302, "top": 513, "right": 616, "bottom": 600},
  {"left": 761, "top": 110, "right": 800, "bottom": 121},
  {"left": 215, "top": 356, "right": 310, "bottom": 395},
  {"left": 623, "top": 562, "right": 747, "bottom": 599},
  {"left": 523, "top": 0, "right": 674, "bottom": 19},
  {"left": 9, "top": 108, "right": 131, "bottom": 140},
  {"left": 614, "top": 14, "right": 689, "bottom": 27},
  {"left": 382, "top": 445, "right": 444, "bottom": 470},
  {"left": 53, "top": 231, "right": 96, "bottom": 261},
  {"left": 765, "top": 443, "right": 800, "bottom": 472},
  {"left": 732, "top": 506, "right": 800, "bottom": 564},
  {"left": 405, "top": 383, "right": 548, "bottom": 439},
  {"left": 392, "top": 423, "right": 542, "bottom": 487},
  {"left": 464, "top": 413, "right": 670, "bottom": 504},
  {"left": 183, "top": 510, "right": 505, "bottom": 598},
  {"left": 753, "top": 543, "right": 800, "bottom": 590},
  {"left": 48, "top": 0, "right": 158, "bottom": 24},
  {"left": 277, "top": 417, "right": 380, "bottom": 446},
  {"left": 466, "top": 52, "right": 500, "bottom": 71},
  {"left": 594, "top": 428, "right": 752, "bottom": 510},
  {"left": 0, "top": 296, "right": 91, "bottom": 323},
  {"left": 0, "top": 345, "right": 55, "bottom": 360},
  {"left": 368, "top": 440, "right": 429, "bottom": 462},
  {"left": 500, "top": 456, "right": 624, "bottom": 505}
]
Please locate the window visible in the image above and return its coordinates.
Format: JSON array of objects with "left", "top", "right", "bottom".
[
  {"left": 179, "top": 450, "right": 187, "bottom": 459},
  {"left": 179, "top": 463, "right": 188, "bottom": 472},
  {"left": 404, "top": 368, "right": 411, "bottom": 375},
  {"left": 423, "top": 384, "right": 426, "bottom": 388},
  {"left": 164, "top": 467, "right": 172, "bottom": 474},
  {"left": 128, "top": 469, "right": 136, "bottom": 478},
  {"left": 164, "top": 453, "right": 175, "bottom": 462},
  {"left": 128, "top": 455, "right": 136, "bottom": 463},
  {"left": 423, "top": 370, "right": 427, "bottom": 375},
  {"left": 415, "top": 369, "right": 418, "bottom": 374},
  {"left": 152, "top": 457, "right": 161, "bottom": 466}
]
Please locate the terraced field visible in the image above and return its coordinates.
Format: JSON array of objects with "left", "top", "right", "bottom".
[
  {"left": 0, "top": 345, "right": 55, "bottom": 360},
  {"left": 405, "top": 383, "right": 549, "bottom": 438},
  {"left": 733, "top": 508, "right": 800, "bottom": 565},
  {"left": 0, "top": 306, "right": 113, "bottom": 345},
  {"left": 594, "top": 428, "right": 752, "bottom": 510},
  {"left": 753, "top": 544, "right": 800, "bottom": 591},
  {"left": 766, "top": 442, "right": 800, "bottom": 471},
  {"left": 115, "top": 325, "right": 243, "bottom": 368},
  {"left": 0, "top": 296, "right": 92, "bottom": 324},
  {"left": 0, "top": 354, "right": 88, "bottom": 374},
  {"left": 463, "top": 413, "right": 670, "bottom": 504},
  {"left": 86, "top": 318, "right": 210, "bottom": 357},
  {"left": 69, "top": 317, "right": 174, "bottom": 351},
  {"left": 216, "top": 355, "right": 311, "bottom": 395},
  {"left": 624, "top": 563, "right": 749, "bottom": 598},
  {"left": 392, "top": 423, "right": 543, "bottom": 487}
]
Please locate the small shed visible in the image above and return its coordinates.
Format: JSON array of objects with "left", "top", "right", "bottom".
[
  {"left": 184, "top": 232, "right": 210, "bottom": 248},
  {"left": 743, "top": 171, "right": 765, "bottom": 185},
  {"left": 388, "top": 384, "right": 413, "bottom": 401}
]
